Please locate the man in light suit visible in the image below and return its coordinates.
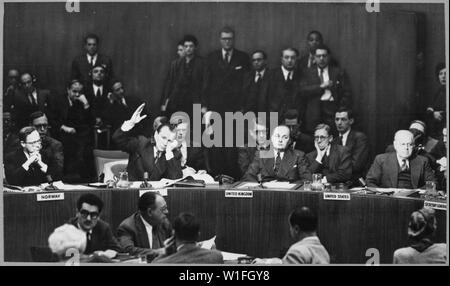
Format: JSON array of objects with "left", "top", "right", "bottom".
[
  {"left": 116, "top": 192, "right": 172, "bottom": 262},
  {"left": 334, "top": 108, "right": 370, "bottom": 185},
  {"left": 366, "top": 130, "right": 436, "bottom": 189},
  {"left": 299, "top": 44, "right": 352, "bottom": 134},
  {"left": 112, "top": 103, "right": 183, "bottom": 181},
  {"left": 243, "top": 125, "right": 312, "bottom": 183},
  {"left": 152, "top": 212, "right": 223, "bottom": 264},
  {"left": 71, "top": 33, "right": 114, "bottom": 86},
  {"left": 306, "top": 124, "right": 352, "bottom": 184}
]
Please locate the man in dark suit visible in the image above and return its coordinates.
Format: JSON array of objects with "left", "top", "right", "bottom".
[
  {"left": 283, "top": 109, "right": 314, "bottom": 154},
  {"left": 366, "top": 130, "right": 436, "bottom": 189},
  {"left": 299, "top": 44, "right": 352, "bottom": 134},
  {"left": 11, "top": 72, "right": 51, "bottom": 130},
  {"left": 69, "top": 193, "right": 122, "bottom": 257},
  {"left": 160, "top": 35, "right": 208, "bottom": 119},
  {"left": 238, "top": 120, "right": 270, "bottom": 177},
  {"left": 117, "top": 192, "right": 172, "bottom": 261},
  {"left": 296, "top": 31, "right": 339, "bottom": 74},
  {"left": 243, "top": 125, "right": 312, "bottom": 183},
  {"left": 267, "top": 48, "right": 302, "bottom": 122},
  {"left": 334, "top": 108, "right": 370, "bottom": 185},
  {"left": 4, "top": 127, "right": 55, "bottom": 186},
  {"left": 84, "top": 64, "right": 110, "bottom": 126},
  {"left": 112, "top": 103, "right": 183, "bottom": 181},
  {"left": 50, "top": 79, "right": 95, "bottom": 181},
  {"left": 3, "top": 68, "right": 20, "bottom": 113},
  {"left": 152, "top": 213, "right": 223, "bottom": 264},
  {"left": 71, "top": 33, "right": 114, "bottom": 86},
  {"left": 242, "top": 50, "right": 269, "bottom": 113},
  {"left": 306, "top": 124, "right": 352, "bottom": 184}
]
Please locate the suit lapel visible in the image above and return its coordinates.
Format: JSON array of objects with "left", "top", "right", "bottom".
[
  {"left": 410, "top": 157, "right": 420, "bottom": 188},
  {"left": 388, "top": 153, "right": 399, "bottom": 188},
  {"left": 261, "top": 151, "right": 275, "bottom": 176},
  {"left": 278, "top": 150, "right": 295, "bottom": 177},
  {"left": 135, "top": 214, "right": 151, "bottom": 249}
]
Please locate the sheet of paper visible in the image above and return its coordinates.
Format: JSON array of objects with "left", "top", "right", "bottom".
[
  {"left": 262, "top": 181, "right": 296, "bottom": 189},
  {"left": 236, "top": 182, "right": 260, "bottom": 189},
  {"left": 200, "top": 236, "right": 216, "bottom": 250},
  {"left": 220, "top": 251, "right": 247, "bottom": 261}
]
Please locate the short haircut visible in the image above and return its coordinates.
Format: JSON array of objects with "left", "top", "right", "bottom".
[
  {"left": 84, "top": 33, "right": 99, "bottom": 44},
  {"left": 110, "top": 78, "right": 123, "bottom": 90},
  {"left": 173, "top": 212, "right": 200, "bottom": 242},
  {"left": 90, "top": 63, "right": 106, "bottom": 72},
  {"left": 157, "top": 122, "right": 177, "bottom": 134},
  {"left": 19, "top": 126, "right": 37, "bottom": 142},
  {"left": 307, "top": 30, "right": 323, "bottom": 41},
  {"left": 335, "top": 107, "right": 354, "bottom": 120},
  {"left": 272, "top": 124, "right": 291, "bottom": 137},
  {"left": 182, "top": 34, "right": 199, "bottom": 46},
  {"left": 177, "top": 39, "right": 184, "bottom": 46},
  {"left": 281, "top": 47, "right": 298, "bottom": 57},
  {"left": 312, "top": 43, "right": 331, "bottom": 55},
  {"left": 408, "top": 207, "right": 437, "bottom": 241},
  {"left": 251, "top": 50, "right": 267, "bottom": 60},
  {"left": 435, "top": 62, "right": 445, "bottom": 78},
  {"left": 220, "top": 26, "right": 235, "bottom": 36},
  {"left": 29, "top": 110, "right": 47, "bottom": 123},
  {"left": 315, "top": 123, "right": 331, "bottom": 135},
  {"left": 138, "top": 191, "right": 159, "bottom": 212},
  {"left": 76, "top": 193, "right": 104, "bottom": 213},
  {"left": 289, "top": 206, "right": 318, "bottom": 232},
  {"left": 66, "top": 79, "right": 83, "bottom": 89},
  {"left": 153, "top": 116, "right": 169, "bottom": 132},
  {"left": 284, "top": 109, "right": 299, "bottom": 120},
  {"left": 20, "top": 71, "right": 34, "bottom": 80}
]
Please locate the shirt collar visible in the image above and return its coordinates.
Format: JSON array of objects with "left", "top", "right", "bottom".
[
  {"left": 222, "top": 49, "right": 233, "bottom": 58},
  {"left": 274, "top": 149, "right": 285, "bottom": 159},
  {"left": 340, "top": 129, "right": 351, "bottom": 145},
  {"left": 396, "top": 154, "right": 410, "bottom": 168},
  {"left": 317, "top": 65, "right": 329, "bottom": 74},
  {"left": 140, "top": 215, "right": 153, "bottom": 230},
  {"left": 281, "top": 66, "right": 293, "bottom": 80},
  {"left": 77, "top": 223, "right": 93, "bottom": 234},
  {"left": 255, "top": 68, "right": 266, "bottom": 77}
]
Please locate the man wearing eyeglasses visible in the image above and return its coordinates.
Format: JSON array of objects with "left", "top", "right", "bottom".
[
  {"left": 69, "top": 193, "right": 122, "bottom": 258},
  {"left": 243, "top": 125, "right": 312, "bottom": 183},
  {"left": 4, "top": 126, "right": 51, "bottom": 186},
  {"left": 366, "top": 130, "right": 436, "bottom": 189},
  {"left": 306, "top": 124, "right": 352, "bottom": 184}
]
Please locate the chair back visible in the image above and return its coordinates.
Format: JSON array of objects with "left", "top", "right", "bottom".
[
  {"left": 103, "top": 160, "right": 129, "bottom": 182},
  {"left": 93, "top": 149, "right": 129, "bottom": 177},
  {"left": 30, "top": 246, "right": 59, "bottom": 262}
]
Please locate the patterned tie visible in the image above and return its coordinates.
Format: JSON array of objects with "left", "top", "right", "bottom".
[
  {"left": 274, "top": 152, "right": 281, "bottom": 174},
  {"left": 401, "top": 159, "right": 408, "bottom": 172},
  {"left": 155, "top": 150, "right": 162, "bottom": 164},
  {"left": 28, "top": 93, "right": 37, "bottom": 106},
  {"left": 319, "top": 68, "right": 324, "bottom": 83}
]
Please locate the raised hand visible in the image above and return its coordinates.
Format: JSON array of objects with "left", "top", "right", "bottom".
[{"left": 129, "top": 103, "right": 148, "bottom": 125}]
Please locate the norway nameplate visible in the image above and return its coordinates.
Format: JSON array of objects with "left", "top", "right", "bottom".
[{"left": 37, "top": 192, "right": 64, "bottom": 201}]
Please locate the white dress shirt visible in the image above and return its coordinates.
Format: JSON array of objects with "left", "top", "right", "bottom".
[
  {"left": 93, "top": 84, "right": 103, "bottom": 97},
  {"left": 281, "top": 66, "right": 294, "bottom": 81},
  {"left": 140, "top": 216, "right": 153, "bottom": 249},
  {"left": 318, "top": 66, "right": 333, "bottom": 101},
  {"left": 222, "top": 49, "right": 233, "bottom": 63},
  {"left": 339, "top": 129, "right": 351, "bottom": 147},
  {"left": 87, "top": 54, "right": 98, "bottom": 66}
]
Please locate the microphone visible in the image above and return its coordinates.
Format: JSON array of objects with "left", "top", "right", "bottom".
[
  {"left": 358, "top": 177, "right": 367, "bottom": 188},
  {"left": 44, "top": 175, "right": 58, "bottom": 190},
  {"left": 140, "top": 172, "right": 152, "bottom": 188},
  {"left": 257, "top": 173, "right": 265, "bottom": 189}
]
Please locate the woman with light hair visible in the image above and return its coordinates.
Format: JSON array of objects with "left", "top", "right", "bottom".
[
  {"left": 48, "top": 224, "right": 86, "bottom": 259},
  {"left": 393, "top": 207, "right": 446, "bottom": 264}
]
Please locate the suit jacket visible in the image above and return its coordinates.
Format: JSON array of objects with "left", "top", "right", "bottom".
[
  {"left": 71, "top": 53, "right": 114, "bottom": 86},
  {"left": 267, "top": 67, "right": 301, "bottom": 119},
  {"left": 335, "top": 129, "right": 370, "bottom": 181},
  {"left": 68, "top": 217, "right": 122, "bottom": 254},
  {"left": 366, "top": 152, "right": 436, "bottom": 189},
  {"left": 4, "top": 150, "right": 49, "bottom": 186},
  {"left": 161, "top": 56, "right": 208, "bottom": 114},
  {"left": 116, "top": 212, "right": 172, "bottom": 259},
  {"left": 152, "top": 243, "right": 224, "bottom": 264},
  {"left": 11, "top": 88, "right": 51, "bottom": 129},
  {"left": 243, "top": 148, "right": 312, "bottom": 183},
  {"left": 205, "top": 49, "right": 250, "bottom": 112},
  {"left": 186, "top": 145, "right": 210, "bottom": 172},
  {"left": 293, "top": 132, "right": 315, "bottom": 154},
  {"left": 241, "top": 69, "right": 269, "bottom": 113},
  {"left": 282, "top": 236, "right": 330, "bottom": 264},
  {"left": 84, "top": 83, "right": 110, "bottom": 121},
  {"left": 299, "top": 65, "right": 352, "bottom": 133},
  {"left": 112, "top": 128, "right": 183, "bottom": 181},
  {"left": 306, "top": 144, "right": 353, "bottom": 184}
]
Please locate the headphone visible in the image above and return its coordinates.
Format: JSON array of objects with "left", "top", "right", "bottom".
[{"left": 19, "top": 72, "right": 37, "bottom": 87}]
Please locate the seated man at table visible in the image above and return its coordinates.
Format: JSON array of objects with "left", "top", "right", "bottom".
[
  {"left": 242, "top": 125, "right": 312, "bottom": 183},
  {"left": 393, "top": 207, "right": 446, "bottom": 264},
  {"left": 116, "top": 192, "right": 172, "bottom": 261},
  {"left": 253, "top": 206, "right": 330, "bottom": 264},
  {"left": 152, "top": 212, "right": 224, "bottom": 264},
  {"left": 68, "top": 193, "right": 122, "bottom": 258},
  {"left": 366, "top": 130, "right": 436, "bottom": 189},
  {"left": 112, "top": 103, "right": 183, "bottom": 181},
  {"left": 4, "top": 126, "right": 56, "bottom": 186},
  {"left": 306, "top": 124, "right": 352, "bottom": 184}
]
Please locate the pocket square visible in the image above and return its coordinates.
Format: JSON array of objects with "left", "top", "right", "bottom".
[
  {"left": 235, "top": 66, "right": 242, "bottom": 70},
  {"left": 292, "top": 165, "right": 297, "bottom": 168}
]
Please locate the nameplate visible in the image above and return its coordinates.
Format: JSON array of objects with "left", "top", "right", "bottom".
[
  {"left": 323, "top": 192, "right": 351, "bottom": 201},
  {"left": 424, "top": 201, "right": 447, "bottom": 211},
  {"left": 225, "top": 190, "right": 253, "bottom": 198},
  {"left": 36, "top": 193, "right": 64, "bottom": 201},
  {"left": 139, "top": 189, "right": 168, "bottom": 197}
]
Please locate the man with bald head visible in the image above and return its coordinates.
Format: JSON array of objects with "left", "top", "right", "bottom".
[
  {"left": 243, "top": 125, "right": 311, "bottom": 183},
  {"left": 366, "top": 130, "right": 436, "bottom": 189}
]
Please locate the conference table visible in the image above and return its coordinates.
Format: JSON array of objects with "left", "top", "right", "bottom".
[{"left": 3, "top": 184, "right": 447, "bottom": 263}]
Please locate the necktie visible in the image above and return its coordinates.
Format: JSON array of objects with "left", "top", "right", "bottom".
[
  {"left": 225, "top": 52, "right": 230, "bottom": 64},
  {"left": 86, "top": 232, "right": 92, "bottom": 253},
  {"left": 255, "top": 72, "right": 261, "bottom": 83},
  {"left": 308, "top": 54, "right": 314, "bottom": 68},
  {"left": 339, "top": 134, "right": 344, "bottom": 146},
  {"left": 28, "top": 93, "right": 36, "bottom": 105},
  {"left": 322, "top": 153, "right": 329, "bottom": 168},
  {"left": 286, "top": 71, "right": 292, "bottom": 82},
  {"left": 155, "top": 150, "right": 162, "bottom": 164},
  {"left": 95, "top": 88, "right": 101, "bottom": 98},
  {"left": 319, "top": 68, "right": 324, "bottom": 84},
  {"left": 274, "top": 152, "right": 281, "bottom": 174},
  {"left": 401, "top": 159, "right": 408, "bottom": 172}
]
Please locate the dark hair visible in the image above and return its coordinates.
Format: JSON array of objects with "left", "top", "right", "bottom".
[
  {"left": 29, "top": 111, "right": 47, "bottom": 123},
  {"left": 251, "top": 50, "right": 267, "bottom": 60},
  {"left": 335, "top": 107, "right": 354, "bottom": 120},
  {"left": 157, "top": 122, "right": 177, "bottom": 134},
  {"left": 90, "top": 63, "right": 106, "bottom": 72},
  {"left": 173, "top": 212, "right": 200, "bottom": 242},
  {"left": 220, "top": 26, "right": 235, "bottom": 36},
  {"left": 289, "top": 206, "right": 317, "bottom": 232},
  {"left": 312, "top": 43, "right": 331, "bottom": 55},
  {"left": 19, "top": 126, "right": 37, "bottom": 142},
  {"left": 435, "top": 62, "right": 445, "bottom": 78},
  {"left": 177, "top": 40, "right": 184, "bottom": 46},
  {"left": 315, "top": 123, "right": 331, "bottom": 135},
  {"left": 153, "top": 116, "right": 169, "bottom": 132},
  {"left": 138, "top": 192, "right": 159, "bottom": 213},
  {"left": 281, "top": 47, "right": 298, "bottom": 57},
  {"left": 110, "top": 78, "right": 123, "bottom": 90},
  {"left": 77, "top": 193, "right": 104, "bottom": 213},
  {"left": 66, "top": 79, "right": 83, "bottom": 89},
  {"left": 20, "top": 71, "right": 36, "bottom": 82},
  {"left": 84, "top": 33, "right": 99, "bottom": 45},
  {"left": 307, "top": 30, "right": 323, "bottom": 41},
  {"left": 182, "top": 35, "right": 199, "bottom": 46}
]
